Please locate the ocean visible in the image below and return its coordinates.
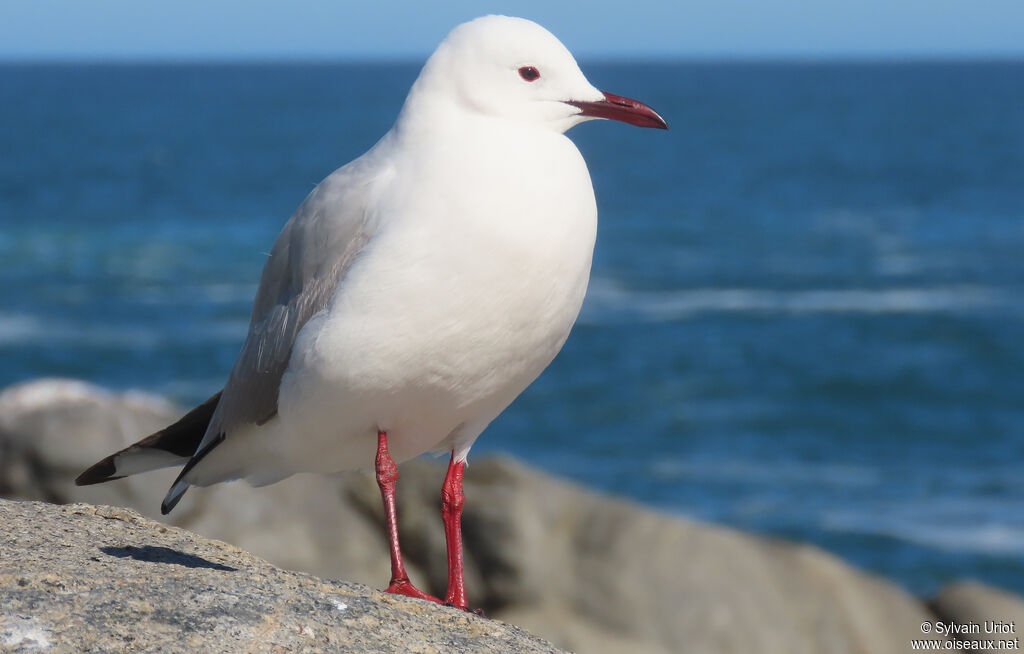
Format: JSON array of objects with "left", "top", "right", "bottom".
[{"left": 2, "top": 61, "right": 1022, "bottom": 596}]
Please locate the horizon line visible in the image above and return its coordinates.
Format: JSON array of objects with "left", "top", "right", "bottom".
[{"left": 2, "top": 52, "right": 1023, "bottom": 66}]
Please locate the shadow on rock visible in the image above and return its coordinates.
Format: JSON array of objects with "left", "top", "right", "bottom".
[{"left": 100, "top": 545, "right": 237, "bottom": 571}]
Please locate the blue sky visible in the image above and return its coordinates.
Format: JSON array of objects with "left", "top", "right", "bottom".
[{"left": 2, "top": 0, "right": 1022, "bottom": 61}]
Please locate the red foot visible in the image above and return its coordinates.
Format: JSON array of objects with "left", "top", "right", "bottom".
[
  {"left": 386, "top": 582, "right": 486, "bottom": 617},
  {"left": 386, "top": 579, "right": 441, "bottom": 603}
]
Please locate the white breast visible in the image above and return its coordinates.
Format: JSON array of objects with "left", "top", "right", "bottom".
[{"left": 275, "top": 120, "right": 597, "bottom": 472}]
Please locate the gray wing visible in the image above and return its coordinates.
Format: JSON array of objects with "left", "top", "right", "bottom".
[{"left": 199, "top": 156, "right": 387, "bottom": 449}]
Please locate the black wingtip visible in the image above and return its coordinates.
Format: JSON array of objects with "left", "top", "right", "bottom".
[
  {"left": 161, "top": 477, "right": 191, "bottom": 514},
  {"left": 74, "top": 390, "right": 223, "bottom": 488},
  {"left": 75, "top": 456, "right": 123, "bottom": 486},
  {"left": 161, "top": 431, "right": 224, "bottom": 515}
]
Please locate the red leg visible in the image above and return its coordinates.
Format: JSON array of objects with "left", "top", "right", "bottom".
[
  {"left": 375, "top": 430, "right": 439, "bottom": 602},
  {"left": 441, "top": 452, "right": 467, "bottom": 609}
]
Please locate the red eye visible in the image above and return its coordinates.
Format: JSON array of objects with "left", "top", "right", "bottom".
[{"left": 518, "top": 66, "right": 540, "bottom": 82}]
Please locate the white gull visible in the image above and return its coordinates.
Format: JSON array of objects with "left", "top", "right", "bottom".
[{"left": 78, "top": 15, "right": 667, "bottom": 610}]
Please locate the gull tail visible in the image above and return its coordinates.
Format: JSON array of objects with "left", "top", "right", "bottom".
[{"left": 76, "top": 391, "right": 223, "bottom": 512}]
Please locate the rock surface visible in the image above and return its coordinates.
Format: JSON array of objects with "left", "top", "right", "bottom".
[
  {"left": 0, "top": 498, "right": 566, "bottom": 654},
  {"left": 2, "top": 378, "right": 1021, "bottom": 653}
]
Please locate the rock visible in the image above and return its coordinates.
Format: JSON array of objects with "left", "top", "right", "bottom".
[
  {"left": 0, "top": 379, "right": 179, "bottom": 504},
  {"left": 929, "top": 582, "right": 1024, "bottom": 650},
  {"left": 0, "top": 378, "right": 1013, "bottom": 654},
  {"left": 0, "top": 498, "right": 566, "bottom": 653}
]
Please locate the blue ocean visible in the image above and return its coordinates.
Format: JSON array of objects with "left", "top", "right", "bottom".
[{"left": 2, "top": 62, "right": 1022, "bottom": 596}]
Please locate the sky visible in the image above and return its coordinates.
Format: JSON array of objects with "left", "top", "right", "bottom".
[{"left": 1, "top": 0, "right": 1022, "bottom": 61}]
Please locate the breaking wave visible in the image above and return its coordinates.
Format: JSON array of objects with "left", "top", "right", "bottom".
[{"left": 581, "top": 280, "right": 1017, "bottom": 324}]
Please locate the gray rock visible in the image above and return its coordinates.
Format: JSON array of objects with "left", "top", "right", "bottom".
[
  {"left": 0, "top": 379, "right": 179, "bottom": 504},
  {"left": 1, "top": 378, "right": 1015, "bottom": 654},
  {"left": 930, "top": 582, "right": 1024, "bottom": 651},
  {"left": 0, "top": 498, "right": 567, "bottom": 654}
]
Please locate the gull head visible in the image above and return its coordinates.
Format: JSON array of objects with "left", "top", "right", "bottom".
[{"left": 402, "top": 15, "right": 668, "bottom": 134}]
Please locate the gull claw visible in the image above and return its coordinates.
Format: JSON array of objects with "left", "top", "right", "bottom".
[
  {"left": 385, "top": 580, "right": 441, "bottom": 603},
  {"left": 443, "top": 601, "right": 488, "bottom": 618}
]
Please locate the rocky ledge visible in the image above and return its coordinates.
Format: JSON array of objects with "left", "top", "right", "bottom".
[{"left": 0, "top": 499, "right": 564, "bottom": 653}]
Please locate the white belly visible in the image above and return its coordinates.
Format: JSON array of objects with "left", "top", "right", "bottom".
[{"left": 277, "top": 130, "right": 596, "bottom": 475}]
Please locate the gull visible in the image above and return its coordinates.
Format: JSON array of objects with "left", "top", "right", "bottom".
[{"left": 77, "top": 15, "right": 667, "bottom": 610}]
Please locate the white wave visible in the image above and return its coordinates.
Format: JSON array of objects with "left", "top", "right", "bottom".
[
  {"left": 128, "top": 283, "right": 257, "bottom": 305},
  {"left": 198, "top": 320, "right": 250, "bottom": 340},
  {"left": 199, "top": 283, "right": 258, "bottom": 303},
  {"left": 650, "top": 458, "right": 881, "bottom": 487},
  {"left": 0, "top": 313, "right": 40, "bottom": 344},
  {"left": 0, "top": 312, "right": 245, "bottom": 348},
  {"left": 0, "top": 317, "right": 162, "bottom": 348},
  {"left": 581, "top": 280, "right": 1015, "bottom": 323},
  {"left": 823, "top": 506, "right": 1024, "bottom": 556}
]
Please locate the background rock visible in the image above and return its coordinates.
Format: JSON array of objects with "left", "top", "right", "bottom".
[
  {"left": 0, "top": 498, "right": 565, "bottom": 654},
  {"left": 929, "top": 582, "right": 1024, "bottom": 651},
  {"left": 2, "top": 378, "right": 1017, "bottom": 653}
]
